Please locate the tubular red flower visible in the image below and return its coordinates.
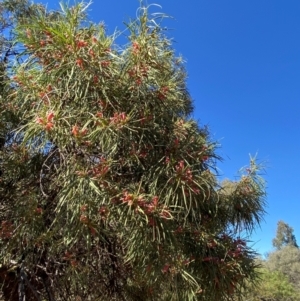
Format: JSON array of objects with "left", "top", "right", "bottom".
[
  {"left": 72, "top": 125, "right": 79, "bottom": 136},
  {"left": 36, "top": 117, "right": 44, "bottom": 125},
  {"left": 47, "top": 112, "right": 54, "bottom": 122}
]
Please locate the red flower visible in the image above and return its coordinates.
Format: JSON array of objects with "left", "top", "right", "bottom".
[
  {"left": 72, "top": 125, "right": 79, "bottom": 136},
  {"left": 81, "top": 128, "right": 88, "bottom": 136},
  {"left": 158, "top": 86, "right": 169, "bottom": 100},
  {"left": 89, "top": 49, "right": 95, "bottom": 57},
  {"left": 162, "top": 264, "right": 170, "bottom": 274},
  {"left": 175, "top": 160, "right": 185, "bottom": 173},
  {"left": 160, "top": 208, "right": 171, "bottom": 219},
  {"left": 128, "top": 69, "right": 135, "bottom": 77},
  {"left": 36, "top": 115, "right": 54, "bottom": 131},
  {"left": 91, "top": 163, "right": 109, "bottom": 178},
  {"left": 72, "top": 125, "right": 87, "bottom": 137},
  {"left": 76, "top": 40, "right": 88, "bottom": 48},
  {"left": 36, "top": 117, "right": 44, "bottom": 125},
  {"left": 39, "top": 91, "right": 46, "bottom": 99},
  {"left": 47, "top": 112, "right": 54, "bottom": 122},
  {"left": 100, "top": 60, "right": 110, "bottom": 68},
  {"left": 207, "top": 240, "right": 217, "bottom": 248},
  {"left": 45, "top": 31, "right": 52, "bottom": 38},
  {"left": 99, "top": 206, "right": 108, "bottom": 217},
  {"left": 132, "top": 42, "right": 140, "bottom": 54},
  {"left": 110, "top": 112, "right": 127, "bottom": 126},
  {"left": 35, "top": 208, "right": 43, "bottom": 214},
  {"left": 76, "top": 58, "right": 84, "bottom": 69},
  {"left": 152, "top": 196, "right": 159, "bottom": 207},
  {"left": 148, "top": 217, "right": 156, "bottom": 227},
  {"left": 89, "top": 227, "right": 96, "bottom": 236},
  {"left": 80, "top": 215, "right": 88, "bottom": 224},
  {"left": 70, "top": 260, "right": 78, "bottom": 267},
  {"left": 63, "top": 251, "right": 73, "bottom": 260},
  {"left": 45, "top": 122, "right": 54, "bottom": 131},
  {"left": 121, "top": 191, "right": 134, "bottom": 206},
  {"left": 80, "top": 205, "right": 87, "bottom": 212}
]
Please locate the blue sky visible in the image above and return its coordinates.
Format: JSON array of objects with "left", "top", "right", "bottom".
[{"left": 38, "top": 0, "right": 300, "bottom": 255}]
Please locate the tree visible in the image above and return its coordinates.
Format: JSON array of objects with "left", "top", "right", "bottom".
[
  {"left": 242, "top": 222, "right": 300, "bottom": 301},
  {"left": 266, "top": 245, "right": 300, "bottom": 293},
  {"left": 242, "top": 266, "right": 300, "bottom": 301},
  {"left": 0, "top": 2, "right": 266, "bottom": 300},
  {"left": 262, "top": 222, "right": 300, "bottom": 295},
  {"left": 272, "top": 221, "right": 298, "bottom": 250}
]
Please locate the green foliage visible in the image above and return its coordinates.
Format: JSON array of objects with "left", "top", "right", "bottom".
[
  {"left": 243, "top": 266, "right": 300, "bottom": 301},
  {"left": 243, "top": 222, "right": 300, "bottom": 301},
  {"left": 266, "top": 245, "right": 300, "bottom": 291},
  {"left": 0, "top": 0, "right": 43, "bottom": 152},
  {"left": 272, "top": 220, "right": 298, "bottom": 250},
  {"left": 0, "top": 2, "right": 266, "bottom": 300}
]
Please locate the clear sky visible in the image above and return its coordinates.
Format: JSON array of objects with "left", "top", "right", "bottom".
[{"left": 37, "top": 0, "right": 300, "bottom": 256}]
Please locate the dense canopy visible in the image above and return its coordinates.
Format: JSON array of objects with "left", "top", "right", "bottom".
[{"left": 0, "top": 1, "right": 266, "bottom": 300}]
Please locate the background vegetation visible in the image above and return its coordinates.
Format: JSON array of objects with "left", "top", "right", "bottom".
[{"left": 242, "top": 221, "right": 300, "bottom": 301}]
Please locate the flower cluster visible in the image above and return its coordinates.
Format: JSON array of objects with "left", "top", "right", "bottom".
[
  {"left": 90, "top": 158, "right": 110, "bottom": 179},
  {"left": 79, "top": 205, "right": 97, "bottom": 236},
  {"left": 175, "top": 161, "right": 192, "bottom": 181},
  {"left": 120, "top": 193, "right": 171, "bottom": 225},
  {"left": 36, "top": 111, "right": 54, "bottom": 131},
  {"left": 132, "top": 41, "right": 140, "bottom": 55},
  {"left": 109, "top": 112, "right": 127, "bottom": 128},
  {"left": 128, "top": 64, "right": 149, "bottom": 86},
  {"left": 158, "top": 86, "right": 169, "bottom": 100},
  {"left": 72, "top": 125, "right": 88, "bottom": 137}
]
